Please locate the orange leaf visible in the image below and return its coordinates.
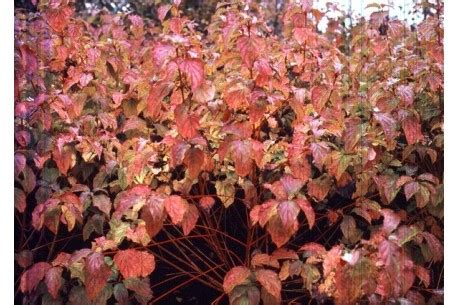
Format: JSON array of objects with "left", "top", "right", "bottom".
[
  {"left": 114, "top": 249, "right": 155, "bottom": 279},
  {"left": 223, "top": 266, "right": 251, "bottom": 294}
]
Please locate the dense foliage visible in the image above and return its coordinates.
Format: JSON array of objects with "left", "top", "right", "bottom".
[{"left": 14, "top": 0, "right": 443, "bottom": 304}]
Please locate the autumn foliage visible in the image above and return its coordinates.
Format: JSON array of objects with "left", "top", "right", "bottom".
[{"left": 14, "top": 0, "right": 443, "bottom": 304}]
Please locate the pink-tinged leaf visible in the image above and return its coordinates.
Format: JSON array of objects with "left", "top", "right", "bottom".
[
  {"left": 152, "top": 42, "right": 175, "bottom": 67},
  {"left": 181, "top": 204, "right": 199, "bottom": 236},
  {"left": 396, "top": 176, "right": 414, "bottom": 188},
  {"left": 223, "top": 266, "right": 251, "bottom": 294},
  {"left": 422, "top": 232, "right": 443, "bottom": 262},
  {"left": 415, "top": 265, "right": 431, "bottom": 287},
  {"left": 114, "top": 249, "right": 155, "bottom": 279},
  {"left": 15, "top": 188, "right": 26, "bottom": 213},
  {"left": 397, "top": 85, "right": 414, "bottom": 106},
  {"left": 45, "top": 266, "right": 63, "bottom": 299},
  {"left": 52, "top": 252, "right": 71, "bottom": 268},
  {"left": 194, "top": 82, "right": 215, "bottom": 104},
  {"left": 301, "top": 0, "right": 313, "bottom": 12},
  {"left": 157, "top": 4, "right": 171, "bottom": 22},
  {"left": 277, "top": 201, "right": 300, "bottom": 227},
  {"left": 382, "top": 209, "right": 401, "bottom": 234},
  {"left": 295, "top": 198, "right": 315, "bottom": 229},
  {"left": 255, "top": 269, "right": 281, "bottom": 301},
  {"left": 373, "top": 175, "right": 400, "bottom": 204},
  {"left": 373, "top": 112, "right": 398, "bottom": 146},
  {"left": 20, "top": 262, "right": 51, "bottom": 293},
  {"left": 230, "top": 140, "right": 253, "bottom": 177},
  {"left": 299, "top": 242, "right": 326, "bottom": 256},
  {"left": 16, "top": 130, "right": 31, "bottom": 147},
  {"left": 417, "top": 173, "right": 440, "bottom": 185},
  {"left": 310, "top": 142, "right": 330, "bottom": 170},
  {"left": 198, "top": 196, "right": 215, "bottom": 211},
  {"left": 237, "top": 36, "right": 260, "bottom": 67},
  {"left": 79, "top": 73, "right": 93, "bottom": 87},
  {"left": 85, "top": 252, "right": 112, "bottom": 300},
  {"left": 402, "top": 114, "right": 423, "bottom": 145},
  {"left": 404, "top": 181, "right": 420, "bottom": 200},
  {"left": 92, "top": 194, "right": 112, "bottom": 216},
  {"left": 179, "top": 58, "right": 204, "bottom": 91},
  {"left": 14, "top": 153, "right": 26, "bottom": 177},
  {"left": 280, "top": 175, "right": 304, "bottom": 198},
  {"left": 175, "top": 104, "right": 200, "bottom": 139},
  {"left": 183, "top": 147, "right": 205, "bottom": 179},
  {"left": 164, "top": 195, "right": 189, "bottom": 224},
  {"left": 113, "top": 185, "right": 150, "bottom": 220},
  {"left": 310, "top": 86, "right": 330, "bottom": 113}
]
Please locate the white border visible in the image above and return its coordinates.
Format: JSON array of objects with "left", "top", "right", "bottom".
[{"left": 0, "top": 0, "right": 15, "bottom": 303}]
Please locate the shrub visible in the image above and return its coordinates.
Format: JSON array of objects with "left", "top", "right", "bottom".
[{"left": 14, "top": 0, "right": 443, "bottom": 304}]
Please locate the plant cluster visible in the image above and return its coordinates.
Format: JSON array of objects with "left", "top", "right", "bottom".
[{"left": 14, "top": 0, "right": 443, "bottom": 304}]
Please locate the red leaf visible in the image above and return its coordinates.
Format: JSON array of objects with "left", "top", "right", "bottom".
[
  {"left": 14, "top": 188, "right": 26, "bottom": 213},
  {"left": 164, "top": 195, "right": 189, "bottom": 224},
  {"left": 45, "top": 266, "right": 63, "bottom": 299},
  {"left": 310, "top": 86, "right": 330, "bottom": 113},
  {"left": 422, "top": 232, "right": 443, "bottom": 262},
  {"left": 295, "top": 198, "right": 315, "bottom": 229},
  {"left": 402, "top": 114, "right": 424, "bottom": 145},
  {"left": 237, "top": 36, "right": 260, "bottom": 67},
  {"left": 183, "top": 147, "right": 205, "bottom": 179},
  {"left": 224, "top": 87, "right": 249, "bottom": 109},
  {"left": 255, "top": 269, "right": 282, "bottom": 301},
  {"left": 277, "top": 201, "right": 300, "bottom": 227},
  {"left": 307, "top": 175, "right": 332, "bottom": 201},
  {"left": 415, "top": 265, "right": 431, "bottom": 287},
  {"left": 198, "top": 196, "right": 215, "bottom": 211},
  {"left": 85, "top": 252, "right": 112, "bottom": 300},
  {"left": 223, "top": 266, "right": 251, "bottom": 294},
  {"left": 114, "top": 249, "right": 155, "bottom": 279},
  {"left": 179, "top": 58, "right": 204, "bottom": 91},
  {"left": 20, "top": 262, "right": 51, "bottom": 293},
  {"left": 175, "top": 104, "right": 200, "bottom": 139},
  {"left": 299, "top": 242, "right": 326, "bottom": 256},
  {"left": 181, "top": 204, "right": 199, "bottom": 236},
  {"left": 45, "top": 6, "right": 74, "bottom": 33},
  {"left": 230, "top": 140, "right": 253, "bottom": 177},
  {"left": 15, "top": 250, "right": 33, "bottom": 269}
]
